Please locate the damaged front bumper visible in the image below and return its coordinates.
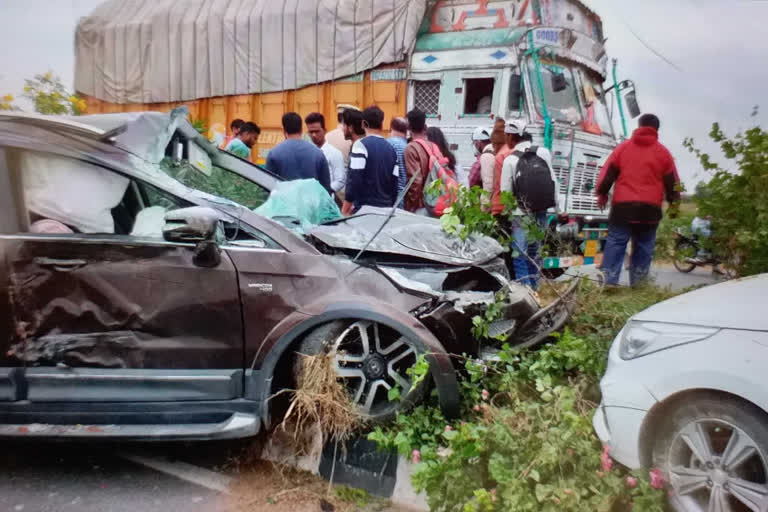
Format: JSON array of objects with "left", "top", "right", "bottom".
[{"left": 378, "top": 262, "right": 580, "bottom": 358}]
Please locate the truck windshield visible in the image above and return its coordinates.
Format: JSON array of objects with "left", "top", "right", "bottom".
[
  {"left": 581, "top": 73, "right": 614, "bottom": 136},
  {"left": 528, "top": 60, "right": 583, "bottom": 124}
]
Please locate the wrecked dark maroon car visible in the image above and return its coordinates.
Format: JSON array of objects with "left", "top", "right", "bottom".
[{"left": 0, "top": 110, "right": 575, "bottom": 439}]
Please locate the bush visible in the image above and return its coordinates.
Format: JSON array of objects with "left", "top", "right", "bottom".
[
  {"left": 2, "top": 71, "right": 86, "bottom": 115},
  {"left": 684, "top": 113, "right": 768, "bottom": 276},
  {"left": 23, "top": 72, "right": 86, "bottom": 115},
  {"left": 368, "top": 282, "right": 675, "bottom": 511},
  {"left": 654, "top": 202, "right": 695, "bottom": 261}
]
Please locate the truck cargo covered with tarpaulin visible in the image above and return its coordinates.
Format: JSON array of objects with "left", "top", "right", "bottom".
[{"left": 74, "top": 0, "right": 427, "bottom": 104}]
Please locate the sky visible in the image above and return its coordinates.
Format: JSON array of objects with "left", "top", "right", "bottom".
[{"left": 0, "top": 0, "right": 766, "bottom": 187}]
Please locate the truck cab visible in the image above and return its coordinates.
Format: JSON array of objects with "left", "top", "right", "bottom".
[{"left": 408, "top": 0, "right": 637, "bottom": 273}]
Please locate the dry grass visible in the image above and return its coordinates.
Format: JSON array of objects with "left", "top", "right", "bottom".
[
  {"left": 535, "top": 280, "right": 576, "bottom": 307},
  {"left": 227, "top": 460, "right": 349, "bottom": 512},
  {"left": 279, "top": 352, "right": 361, "bottom": 450}
]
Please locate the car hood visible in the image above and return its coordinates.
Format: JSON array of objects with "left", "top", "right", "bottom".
[
  {"left": 634, "top": 274, "right": 768, "bottom": 330},
  {"left": 309, "top": 207, "right": 504, "bottom": 266}
]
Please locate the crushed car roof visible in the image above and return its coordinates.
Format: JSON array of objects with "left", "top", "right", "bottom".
[{"left": 310, "top": 207, "right": 505, "bottom": 266}]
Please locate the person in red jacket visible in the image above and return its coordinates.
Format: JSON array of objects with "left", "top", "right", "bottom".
[{"left": 596, "top": 114, "right": 681, "bottom": 286}]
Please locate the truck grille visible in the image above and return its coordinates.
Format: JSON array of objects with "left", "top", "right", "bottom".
[
  {"left": 568, "top": 162, "right": 601, "bottom": 213},
  {"left": 552, "top": 164, "right": 569, "bottom": 195}
]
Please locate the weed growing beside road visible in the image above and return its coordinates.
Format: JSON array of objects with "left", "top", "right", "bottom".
[{"left": 368, "top": 282, "right": 676, "bottom": 511}]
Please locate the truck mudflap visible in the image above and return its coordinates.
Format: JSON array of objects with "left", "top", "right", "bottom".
[{"left": 510, "top": 278, "right": 580, "bottom": 350}]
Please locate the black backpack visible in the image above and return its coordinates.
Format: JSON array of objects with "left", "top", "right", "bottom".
[{"left": 513, "top": 145, "right": 556, "bottom": 212}]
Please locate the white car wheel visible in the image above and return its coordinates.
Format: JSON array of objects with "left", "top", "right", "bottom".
[{"left": 653, "top": 397, "right": 768, "bottom": 512}]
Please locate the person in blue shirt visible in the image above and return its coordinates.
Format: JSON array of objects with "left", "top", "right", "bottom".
[
  {"left": 387, "top": 117, "right": 408, "bottom": 205},
  {"left": 224, "top": 122, "right": 260, "bottom": 160},
  {"left": 342, "top": 106, "right": 399, "bottom": 215},
  {"left": 266, "top": 112, "right": 332, "bottom": 193}
]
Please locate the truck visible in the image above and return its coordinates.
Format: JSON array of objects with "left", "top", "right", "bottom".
[{"left": 74, "top": 0, "right": 641, "bottom": 275}]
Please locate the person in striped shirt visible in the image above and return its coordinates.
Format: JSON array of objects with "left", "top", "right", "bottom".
[{"left": 342, "top": 106, "right": 399, "bottom": 215}]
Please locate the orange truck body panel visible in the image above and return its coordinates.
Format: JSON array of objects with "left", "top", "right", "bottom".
[{"left": 82, "top": 71, "right": 407, "bottom": 165}]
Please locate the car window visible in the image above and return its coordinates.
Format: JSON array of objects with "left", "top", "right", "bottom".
[
  {"left": 7, "top": 148, "right": 187, "bottom": 239},
  {"left": 161, "top": 158, "right": 269, "bottom": 210}
]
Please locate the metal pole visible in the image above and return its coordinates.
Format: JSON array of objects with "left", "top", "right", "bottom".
[
  {"left": 612, "top": 58, "right": 628, "bottom": 139},
  {"left": 528, "top": 30, "right": 552, "bottom": 150}
]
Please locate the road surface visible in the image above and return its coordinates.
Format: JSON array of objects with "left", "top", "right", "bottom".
[{"left": 563, "top": 263, "right": 723, "bottom": 292}]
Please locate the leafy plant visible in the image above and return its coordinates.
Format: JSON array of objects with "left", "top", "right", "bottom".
[
  {"left": 654, "top": 201, "right": 696, "bottom": 261},
  {"left": 22, "top": 71, "right": 86, "bottom": 115},
  {"left": 0, "top": 93, "right": 18, "bottom": 111},
  {"left": 190, "top": 117, "right": 207, "bottom": 135},
  {"left": 334, "top": 485, "right": 371, "bottom": 507},
  {"left": 684, "top": 110, "right": 768, "bottom": 275},
  {"left": 368, "top": 282, "right": 673, "bottom": 511}
]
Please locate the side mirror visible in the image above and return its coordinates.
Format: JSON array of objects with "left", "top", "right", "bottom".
[
  {"left": 624, "top": 89, "right": 641, "bottom": 119},
  {"left": 163, "top": 207, "right": 223, "bottom": 267},
  {"left": 509, "top": 74, "right": 523, "bottom": 112},
  {"left": 551, "top": 72, "right": 568, "bottom": 93}
]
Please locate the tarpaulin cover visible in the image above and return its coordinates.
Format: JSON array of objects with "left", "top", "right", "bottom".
[
  {"left": 75, "top": 0, "right": 427, "bottom": 104},
  {"left": 254, "top": 179, "right": 341, "bottom": 233}
]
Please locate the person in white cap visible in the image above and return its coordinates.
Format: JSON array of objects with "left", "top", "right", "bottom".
[
  {"left": 499, "top": 119, "right": 559, "bottom": 290},
  {"left": 326, "top": 104, "right": 359, "bottom": 165},
  {"left": 468, "top": 126, "right": 495, "bottom": 203}
]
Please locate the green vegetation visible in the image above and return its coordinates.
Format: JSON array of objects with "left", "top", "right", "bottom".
[
  {"left": 369, "top": 283, "right": 674, "bottom": 511},
  {"left": 334, "top": 486, "right": 371, "bottom": 507},
  {"left": 654, "top": 199, "right": 696, "bottom": 261},
  {"left": 684, "top": 111, "right": 768, "bottom": 276},
  {"left": 1, "top": 71, "right": 87, "bottom": 115}
]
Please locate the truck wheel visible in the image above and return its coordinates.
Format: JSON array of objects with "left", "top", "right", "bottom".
[
  {"left": 652, "top": 395, "right": 768, "bottom": 512},
  {"left": 296, "top": 320, "right": 427, "bottom": 424}
]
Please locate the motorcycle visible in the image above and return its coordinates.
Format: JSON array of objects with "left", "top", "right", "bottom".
[{"left": 672, "top": 228, "right": 726, "bottom": 275}]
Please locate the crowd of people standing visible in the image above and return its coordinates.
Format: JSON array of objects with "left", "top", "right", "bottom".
[{"left": 219, "top": 104, "right": 679, "bottom": 290}]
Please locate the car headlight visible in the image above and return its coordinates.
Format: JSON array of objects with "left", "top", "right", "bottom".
[{"left": 619, "top": 321, "right": 719, "bottom": 360}]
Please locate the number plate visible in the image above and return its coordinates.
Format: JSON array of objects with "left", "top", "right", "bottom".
[{"left": 584, "top": 240, "right": 599, "bottom": 258}]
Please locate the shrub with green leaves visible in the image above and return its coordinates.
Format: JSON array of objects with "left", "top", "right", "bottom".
[
  {"left": 684, "top": 112, "right": 768, "bottom": 276},
  {"left": 368, "top": 283, "right": 674, "bottom": 511}
]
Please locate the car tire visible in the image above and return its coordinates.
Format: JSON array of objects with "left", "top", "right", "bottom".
[
  {"left": 651, "top": 395, "right": 768, "bottom": 512},
  {"left": 296, "top": 320, "right": 428, "bottom": 425}
]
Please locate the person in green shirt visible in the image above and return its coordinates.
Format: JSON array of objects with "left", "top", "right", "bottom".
[{"left": 224, "top": 122, "right": 260, "bottom": 160}]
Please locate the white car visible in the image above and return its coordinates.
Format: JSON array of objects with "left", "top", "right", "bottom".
[{"left": 594, "top": 274, "right": 768, "bottom": 512}]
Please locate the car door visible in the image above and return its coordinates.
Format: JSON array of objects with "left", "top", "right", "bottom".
[
  {"left": 0, "top": 146, "right": 25, "bottom": 402},
  {"left": 2, "top": 146, "right": 244, "bottom": 403}
]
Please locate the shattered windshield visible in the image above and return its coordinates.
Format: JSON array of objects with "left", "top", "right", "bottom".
[
  {"left": 160, "top": 157, "right": 269, "bottom": 211},
  {"left": 528, "top": 60, "right": 583, "bottom": 124}
]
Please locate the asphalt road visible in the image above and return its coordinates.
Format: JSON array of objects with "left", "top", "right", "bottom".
[
  {"left": 0, "top": 264, "right": 723, "bottom": 512},
  {"left": 0, "top": 442, "right": 229, "bottom": 512},
  {"left": 563, "top": 262, "right": 723, "bottom": 292}
]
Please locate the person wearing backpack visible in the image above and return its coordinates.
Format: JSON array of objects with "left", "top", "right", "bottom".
[
  {"left": 403, "top": 109, "right": 460, "bottom": 216},
  {"left": 499, "top": 120, "right": 559, "bottom": 290}
]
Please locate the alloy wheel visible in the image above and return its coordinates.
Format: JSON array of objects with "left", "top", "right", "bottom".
[
  {"left": 667, "top": 418, "right": 768, "bottom": 512},
  {"left": 327, "top": 321, "right": 419, "bottom": 417}
]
